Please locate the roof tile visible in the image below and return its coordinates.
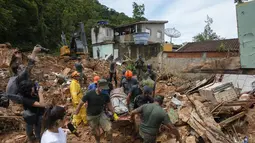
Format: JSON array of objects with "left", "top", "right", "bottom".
[{"left": 177, "top": 39, "right": 239, "bottom": 52}]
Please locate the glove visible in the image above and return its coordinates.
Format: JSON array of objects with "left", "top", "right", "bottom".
[{"left": 113, "top": 113, "right": 119, "bottom": 121}]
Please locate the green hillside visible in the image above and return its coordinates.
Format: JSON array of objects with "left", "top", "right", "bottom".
[{"left": 0, "top": 0, "right": 135, "bottom": 52}]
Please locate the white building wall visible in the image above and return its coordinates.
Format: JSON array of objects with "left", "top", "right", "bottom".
[
  {"left": 93, "top": 44, "right": 113, "bottom": 59},
  {"left": 91, "top": 27, "right": 114, "bottom": 44}
]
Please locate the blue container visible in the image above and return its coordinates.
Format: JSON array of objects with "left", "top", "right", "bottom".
[{"left": 133, "top": 32, "right": 150, "bottom": 45}]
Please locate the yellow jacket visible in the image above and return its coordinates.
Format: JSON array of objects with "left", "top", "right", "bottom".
[{"left": 70, "top": 79, "right": 83, "bottom": 106}]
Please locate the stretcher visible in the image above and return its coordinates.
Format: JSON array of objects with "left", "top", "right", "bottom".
[{"left": 110, "top": 88, "right": 130, "bottom": 121}]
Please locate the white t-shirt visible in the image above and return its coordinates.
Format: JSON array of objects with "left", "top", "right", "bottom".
[{"left": 41, "top": 128, "right": 67, "bottom": 143}]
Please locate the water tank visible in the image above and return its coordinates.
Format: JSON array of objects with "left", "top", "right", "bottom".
[{"left": 133, "top": 32, "right": 150, "bottom": 45}]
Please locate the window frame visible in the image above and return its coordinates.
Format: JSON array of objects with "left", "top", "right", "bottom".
[
  {"left": 157, "top": 31, "right": 162, "bottom": 39},
  {"left": 145, "top": 28, "right": 151, "bottom": 36}
]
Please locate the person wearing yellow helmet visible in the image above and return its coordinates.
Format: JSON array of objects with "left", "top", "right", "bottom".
[{"left": 70, "top": 71, "right": 87, "bottom": 127}]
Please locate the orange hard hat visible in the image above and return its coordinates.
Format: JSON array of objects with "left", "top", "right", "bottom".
[
  {"left": 94, "top": 76, "right": 100, "bottom": 83},
  {"left": 71, "top": 71, "right": 80, "bottom": 78},
  {"left": 125, "top": 70, "right": 133, "bottom": 78}
]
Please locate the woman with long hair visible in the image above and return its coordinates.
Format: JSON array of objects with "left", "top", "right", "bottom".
[{"left": 41, "top": 106, "right": 67, "bottom": 143}]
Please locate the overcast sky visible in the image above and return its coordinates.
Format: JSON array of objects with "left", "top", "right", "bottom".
[{"left": 98, "top": 0, "right": 238, "bottom": 44}]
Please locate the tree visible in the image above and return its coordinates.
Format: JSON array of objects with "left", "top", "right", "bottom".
[
  {"left": 193, "top": 15, "right": 222, "bottom": 42},
  {"left": 0, "top": 0, "right": 135, "bottom": 53},
  {"left": 132, "top": 2, "right": 146, "bottom": 21}
]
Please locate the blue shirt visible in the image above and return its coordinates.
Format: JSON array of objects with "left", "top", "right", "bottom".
[
  {"left": 88, "top": 83, "right": 109, "bottom": 95},
  {"left": 88, "top": 83, "right": 97, "bottom": 90}
]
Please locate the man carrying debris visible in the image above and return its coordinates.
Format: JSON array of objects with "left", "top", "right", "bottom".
[
  {"left": 135, "top": 56, "right": 144, "bottom": 80},
  {"left": 6, "top": 46, "right": 41, "bottom": 103},
  {"left": 130, "top": 96, "right": 180, "bottom": 143},
  {"left": 70, "top": 71, "right": 87, "bottom": 126},
  {"left": 88, "top": 76, "right": 100, "bottom": 90},
  {"left": 109, "top": 61, "right": 117, "bottom": 88},
  {"left": 74, "top": 79, "right": 118, "bottom": 143}
]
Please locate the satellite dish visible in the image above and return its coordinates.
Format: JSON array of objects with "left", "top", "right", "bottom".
[{"left": 165, "top": 28, "right": 181, "bottom": 43}]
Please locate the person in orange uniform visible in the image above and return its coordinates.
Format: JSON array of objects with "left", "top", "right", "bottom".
[{"left": 70, "top": 71, "right": 87, "bottom": 126}]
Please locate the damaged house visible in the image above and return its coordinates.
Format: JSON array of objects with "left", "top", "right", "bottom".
[{"left": 91, "top": 20, "right": 168, "bottom": 60}]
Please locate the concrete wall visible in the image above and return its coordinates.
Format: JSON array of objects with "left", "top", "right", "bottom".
[
  {"left": 141, "top": 23, "right": 165, "bottom": 43},
  {"left": 91, "top": 27, "right": 114, "bottom": 44},
  {"left": 147, "top": 52, "right": 226, "bottom": 80}
]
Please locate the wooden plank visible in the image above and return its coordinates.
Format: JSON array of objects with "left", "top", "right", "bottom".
[{"left": 219, "top": 111, "right": 246, "bottom": 127}]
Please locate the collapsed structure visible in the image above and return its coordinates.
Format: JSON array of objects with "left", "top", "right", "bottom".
[{"left": 0, "top": 46, "right": 255, "bottom": 143}]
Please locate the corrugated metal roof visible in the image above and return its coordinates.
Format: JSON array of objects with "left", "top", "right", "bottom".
[{"left": 177, "top": 38, "right": 240, "bottom": 52}]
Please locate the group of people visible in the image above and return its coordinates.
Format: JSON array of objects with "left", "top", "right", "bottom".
[
  {"left": 118, "top": 58, "right": 180, "bottom": 143},
  {"left": 5, "top": 46, "right": 68, "bottom": 143},
  {"left": 4, "top": 45, "right": 180, "bottom": 143},
  {"left": 68, "top": 57, "right": 180, "bottom": 143}
]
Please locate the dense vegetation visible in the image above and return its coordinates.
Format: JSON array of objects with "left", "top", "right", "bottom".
[{"left": 0, "top": 0, "right": 139, "bottom": 53}]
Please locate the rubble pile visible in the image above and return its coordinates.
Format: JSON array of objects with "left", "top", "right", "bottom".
[
  {"left": 1, "top": 47, "right": 255, "bottom": 143},
  {"left": 185, "top": 57, "right": 241, "bottom": 72},
  {"left": 0, "top": 48, "right": 126, "bottom": 142},
  {"left": 161, "top": 76, "right": 255, "bottom": 143}
]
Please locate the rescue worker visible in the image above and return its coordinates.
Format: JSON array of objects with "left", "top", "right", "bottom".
[
  {"left": 127, "top": 84, "right": 142, "bottom": 111},
  {"left": 88, "top": 76, "right": 100, "bottom": 91},
  {"left": 135, "top": 56, "right": 144, "bottom": 81},
  {"left": 146, "top": 64, "right": 156, "bottom": 81},
  {"left": 122, "top": 70, "right": 138, "bottom": 95},
  {"left": 134, "top": 86, "right": 154, "bottom": 109},
  {"left": 130, "top": 96, "right": 180, "bottom": 143},
  {"left": 141, "top": 73, "right": 155, "bottom": 90},
  {"left": 122, "top": 70, "right": 139, "bottom": 109},
  {"left": 74, "top": 79, "right": 119, "bottom": 143},
  {"left": 74, "top": 57, "right": 84, "bottom": 86},
  {"left": 109, "top": 61, "right": 117, "bottom": 87},
  {"left": 145, "top": 64, "right": 157, "bottom": 97},
  {"left": 102, "top": 74, "right": 113, "bottom": 95},
  {"left": 119, "top": 70, "right": 126, "bottom": 87},
  {"left": 70, "top": 71, "right": 87, "bottom": 127},
  {"left": 132, "top": 86, "right": 154, "bottom": 141}
]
